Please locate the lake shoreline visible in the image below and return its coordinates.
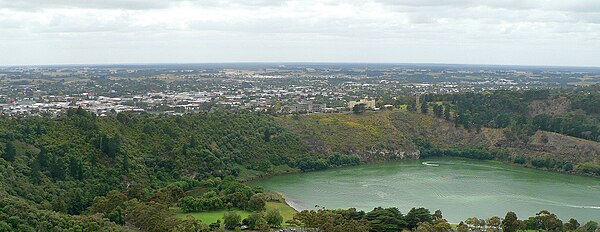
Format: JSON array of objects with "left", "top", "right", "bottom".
[{"left": 253, "top": 157, "right": 600, "bottom": 223}]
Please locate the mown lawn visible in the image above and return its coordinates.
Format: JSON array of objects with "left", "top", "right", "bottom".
[
  {"left": 178, "top": 208, "right": 251, "bottom": 224},
  {"left": 265, "top": 202, "right": 297, "bottom": 223},
  {"left": 177, "top": 202, "right": 297, "bottom": 225}
]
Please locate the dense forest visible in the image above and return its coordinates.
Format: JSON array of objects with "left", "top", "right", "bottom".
[
  {"left": 416, "top": 88, "right": 600, "bottom": 142},
  {"left": 0, "top": 110, "right": 359, "bottom": 231},
  {"left": 288, "top": 207, "right": 600, "bottom": 232},
  {"left": 1, "top": 88, "right": 600, "bottom": 231}
]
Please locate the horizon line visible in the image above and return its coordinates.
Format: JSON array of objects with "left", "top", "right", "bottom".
[{"left": 2, "top": 61, "right": 600, "bottom": 69}]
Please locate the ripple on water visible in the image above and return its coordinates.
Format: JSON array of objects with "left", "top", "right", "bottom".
[{"left": 254, "top": 158, "right": 600, "bottom": 222}]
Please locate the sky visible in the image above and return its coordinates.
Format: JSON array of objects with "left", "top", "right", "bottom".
[{"left": 1, "top": 0, "right": 600, "bottom": 66}]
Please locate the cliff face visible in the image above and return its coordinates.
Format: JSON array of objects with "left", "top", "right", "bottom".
[
  {"left": 277, "top": 112, "right": 420, "bottom": 162},
  {"left": 278, "top": 111, "right": 600, "bottom": 165}
]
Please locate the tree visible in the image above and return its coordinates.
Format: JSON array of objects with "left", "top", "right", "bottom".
[
  {"left": 209, "top": 220, "right": 221, "bottom": 231},
  {"left": 406, "top": 207, "right": 433, "bottom": 229},
  {"left": 465, "top": 217, "right": 480, "bottom": 229},
  {"left": 265, "top": 209, "right": 283, "bottom": 228},
  {"left": 254, "top": 218, "right": 271, "bottom": 232},
  {"left": 577, "top": 220, "right": 598, "bottom": 232},
  {"left": 533, "top": 210, "right": 562, "bottom": 231},
  {"left": 487, "top": 216, "right": 502, "bottom": 231},
  {"left": 3, "top": 141, "right": 16, "bottom": 161},
  {"left": 432, "top": 209, "right": 443, "bottom": 223},
  {"left": 457, "top": 221, "right": 469, "bottom": 232},
  {"left": 502, "top": 211, "right": 520, "bottom": 232},
  {"left": 421, "top": 99, "right": 429, "bottom": 114},
  {"left": 416, "top": 222, "right": 434, "bottom": 232},
  {"left": 433, "top": 220, "right": 452, "bottom": 232},
  {"left": 248, "top": 194, "right": 266, "bottom": 211},
  {"left": 353, "top": 103, "right": 367, "bottom": 114},
  {"left": 106, "top": 207, "right": 125, "bottom": 225},
  {"left": 443, "top": 104, "right": 451, "bottom": 120},
  {"left": 244, "top": 213, "right": 263, "bottom": 229},
  {"left": 365, "top": 207, "right": 406, "bottom": 231},
  {"left": 173, "top": 216, "right": 210, "bottom": 232},
  {"left": 224, "top": 212, "right": 241, "bottom": 230},
  {"left": 565, "top": 218, "right": 580, "bottom": 231},
  {"left": 408, "top": 100, "right": 417, "bottom": 112},
  {"left": 433, "top": 104, "right": 443, "bottom": 117}
]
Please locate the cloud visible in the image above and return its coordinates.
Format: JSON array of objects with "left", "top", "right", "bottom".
[{"left": 0, "top": 0, "right": 599, "bottom": 66}]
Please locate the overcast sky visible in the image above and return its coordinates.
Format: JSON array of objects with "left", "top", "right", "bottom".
[{"left": 1, "top": 0, "right": 600, "bottom": 66}]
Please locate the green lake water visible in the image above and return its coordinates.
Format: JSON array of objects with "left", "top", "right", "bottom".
[{"left": 253, "top": 158, "right": 600, "bottom": 223}]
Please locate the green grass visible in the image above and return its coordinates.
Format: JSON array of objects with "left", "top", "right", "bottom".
[
  {"left": 178, "top": 208, "right": 251, "bottom": 224},
  {"left": 177, "top": 202, "right": 297, "bottom": 225},
  {"left": 265, "top": 202, "right": 297, "bottom": 223}
]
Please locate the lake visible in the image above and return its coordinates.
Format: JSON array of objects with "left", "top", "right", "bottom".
[{"left": 253, "top": 158, "right": 600, "bottom": 223}]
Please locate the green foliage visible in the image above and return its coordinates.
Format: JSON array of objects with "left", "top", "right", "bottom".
[
  {"left": 576, "top": 163, "right": 600, "bottom": 176},
  {"left": 327, "top": 153, "right": 360, "bottom": 167},
  {"left": 408, "top": 100, "right": 417, "bottom": 112},
  {"left": 576, "top": 220, "right": 599, "bottom": 232},
  {"left": 0, "top": 111, "right": 313, "bottom": 230},
  {"left": 126, "top": 199, "right": 181, "bottom": 232},
  {"left": 106, "top": 207, "right": 125, "bottom": 225},
  {"left": 223, "top": 211, "right": 242, "bottom": 230},
  {"left": 265, "top": 209, "right": 283, "bottom": 228},
  {"left": 502, "top": 211, "right": 521, "bottom": 232},
  {"left": 443, "top": 104, "right": 451, "bottom": 120},
  {"left": 243, "top": 212, "right": 264, "bottom": 230},
  {"left": 405, "top": 207, "right": 433, "bottom": 229},
  {"left": 294, "top": 208, "right": 370, "bottom": 232},
  {"left": 420, "top": 99, "right": 428, "bottom": 114},
  {"left": 353, "top": 103, "right": 367, "bottom": 114},
  {"left": 565, "top": 218, "right": 580, "bottom": 231},
  {"left": 433, "top": 104, "right": 443, "bottom": 118},
  {"left": 177, "top": 192, "right": 224, "bottom": 213},
  {"left": 421, "top": 146, "right": 510, "bottom": 161},
  {"left": 2, "top": 141, "right": 16, "bottom": 161},
  {"left": 0, "top": 196, "right": 128, "bottom": 231},
  {"left": 173, "top": 216, "right": 210, "bottom": 232},
  {"left": 247, "top": 194, "right": 266, "bottom": 212},
  {"left": 293, "top": 207, "right": 448, "bottom": 232},
  {"left": 428, "top": 90, "right": 600, "bottom": 141},
  {"left": 365, "top": 207, "right": 406, "bottom": 231},
  {"left": 523, "top": 210, "right": 563, "bottom": 231}
]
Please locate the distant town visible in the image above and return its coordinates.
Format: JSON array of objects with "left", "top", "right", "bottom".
[{"left": 0, "top": 63, "right": 599, "bottom": 116}]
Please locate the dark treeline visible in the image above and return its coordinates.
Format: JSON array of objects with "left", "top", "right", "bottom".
[
  {"left": 290, "top": 207, "right": 598, "bottom": 232},
  {"left": 0, "top": 110, "right": 360, "bottom": 231},
  {"left": 417, "top": 89, "right": 600, "bottom": 142}
]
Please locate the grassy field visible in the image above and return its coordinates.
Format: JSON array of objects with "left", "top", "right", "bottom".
[
  {"left": 177, "top": 202, "right": 297, "bottom": 225},
  {"left": 265, "top": 202, "right": 297, "bottom": 223},
  {"left": 178, "top": 209, "right": 251, "bottom": 224}
]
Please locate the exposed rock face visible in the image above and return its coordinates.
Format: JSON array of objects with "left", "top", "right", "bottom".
[
  {"left": 280, "top": 111, "right": 600, "bottom": 166},
  {"left": 362, "top": 149, "right": 420, "bottom": 161}
]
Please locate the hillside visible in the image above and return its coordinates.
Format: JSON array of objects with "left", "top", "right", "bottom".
[
  {"left": 0, "top": 110, "right": 318, "bottom": 231},
  {"left": 278, "top": 110, "right": 600, "bottom": 172},
  {"left": 277, "top": 112, "right": 419, "bottom": 161},
  {"left": 0, "top": 108, "right": 599, "bottom": 231}
]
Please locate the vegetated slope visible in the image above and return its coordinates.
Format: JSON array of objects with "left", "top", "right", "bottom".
[
  {"left": 277, "top": 112, "right": 419, "bottom": 161},
  {"left": 0, "top": 110, "right": 318, "bottom": 230},
  {"left": 391, "top": 111, "right": 600, "bottom": 164},
  {"left": 278, "top": 110, "right": 600, "bottom": 172}
]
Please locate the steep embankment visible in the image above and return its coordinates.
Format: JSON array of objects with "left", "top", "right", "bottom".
[
  {"left": 277, "top": 112, "right": 419, "bottom": 161},
  {"left": 278, "top": 111, "right": 600, "bottom": 167}
]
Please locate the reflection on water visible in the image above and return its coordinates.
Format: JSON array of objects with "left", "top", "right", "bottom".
[{"left": 254, "top": 158, "right": 600, "bottom": 223}]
